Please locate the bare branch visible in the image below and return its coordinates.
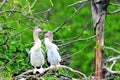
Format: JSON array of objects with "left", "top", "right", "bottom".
[
  {"left": 114, "top": 42, "right": 120, "bottom": 46},
  {"left": 105, "top": 68, "right": 120, "bottom": 74},
  {"left": 106, "top": 56, "right": 120, "bottom": 62},
  {"left": 50, "top": 0, "right": 54, "bottom": 6},
  {"left": 63, "top": 41, "right": 93, "bottom": 59},
  {"left": 110, "top": 60, "right": 117, "bottom": 70},
  {"left": 59, "top": 65, "right": 87, "bottom": 79},
  {"left": 109, "top": 3, "right": 120, "bottom": 7},
  {"left": 0, "top": 10, "right": 21, "bottom": 14},
  {"left": 0, "top": 0, "right": 9, "bottom": 11},
  {"left": 58, "top": 34, "right": 96, "bottom": 47},
  {"left": 104, "top": 56, "right": 120, "bottom": 75},
  {"left": 13, "top": 26, "right": 33, "bottom": 36},
  {"left": 53, "top": 4, "right": 84, "bottom": 34},
  {"left": 68, "top": 0, "right": 89, "bottom": 7},
  {"left": 16, "top": 65, "right": 87, "bottom": 79},
  {"left": 104, "top": 46, "right": 120, "bottom": 54},
  {"left": 107, "top": 8, "right": 120, "bottom": 14},
  {"left": 54, "top": 23, "right": 89, "bottom": 42},
  {"left": 31, "top": 0, "right": 38, "bottom": 8},
  {"left": 0, "top": 54, "right": 19, "bottom": 72}
]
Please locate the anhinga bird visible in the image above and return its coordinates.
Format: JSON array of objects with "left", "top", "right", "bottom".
[
  {"left": 29, "top": 27, "right": 44, "bottom": 74},
  {"left": 44, "top": 31, "right": 61, "bottom": 66}
]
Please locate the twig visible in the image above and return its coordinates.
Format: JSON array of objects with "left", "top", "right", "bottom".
[
  {"left": 0, "top": 10, "right": 21, "bottom": 14},
  {"left": 105, "top": 68, "right": 120, "bottom": 74},
  {"left": 104, "top": 46, "right": 120, "bottom": 54},
  {"left": 59, "top": 65, "right": 87, "bottom": 79},
  {"left": 12, "top": 26, "right": 33, "bottom": 36},
  {"left": 109, "top": 3, "right": 120, "bottom": 7},
  {"left": 106, "top": 56, "right": 120, "bottom": 62},
  {"left": 0, "top": 0, "right": 9, "bottom": 11},
  {"left": 0, "top": 9, "right": 43, "bottom": 24},
  {"left": 104, "top": 56, "right": 120, "bottom": 75},
  {"left": 54, "top": 23, "right": 89, "bottom": 42},
  {"left": 58, "top": 34, "right": 96, "bottom": 47},
  {"left": 0, "top": 54, "right": 19, "bottom": 72},
  {"left": 16, "top": 65, "right": 87, "bottom": 79},
  {"left": 31, "top": 0, "right": 37, "bottom": 8},
  {"left": 34, "top": 8, "right": 51, "bottom": 14},
  {"left": 63, "top": 41, "right": 94, "bottom": 59},
  {"left": 68, "top": 0, "right": 89, "bottom": 7},
  {"left": 0, "top": 36, "right": 9, "bottom": 46},
  {"left": 114, "top": 42, "right": 120, "bottom": 46},
  {"left": 50, "top": 0, "right": 54, "bottom": 6},
  {"left": 55, "top": 73, "right": 73, "bottom": 80},
  {"left": 107, "top": 8, "right": 120, "bottom": 14},
  {"left": 110, "top": 60, "right": 117, "bottom": 70},
  {"left": 53, "top": 4, "right": 84, "bottom": 34}
]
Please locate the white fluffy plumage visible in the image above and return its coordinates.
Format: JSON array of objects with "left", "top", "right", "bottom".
[
  {"left": 44, "top": 31, "right": 61, "bottom": 66},
  {"left": 29, "top": 27, "right": 44, "bottom": 73}
]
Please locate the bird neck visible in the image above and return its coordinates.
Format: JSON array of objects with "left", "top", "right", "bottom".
[
  {"left": 44, "top": 38, "right": 52, "bottom": 47},
  {"left": 33, "top": 31, "right": 41, "bottom": 45}
]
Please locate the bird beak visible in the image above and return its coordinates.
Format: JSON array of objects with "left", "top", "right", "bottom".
[{"left": 35, "top": 27, "right": 42, "bottom": 33}]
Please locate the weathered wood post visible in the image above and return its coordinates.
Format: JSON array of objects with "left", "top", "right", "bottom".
[{"left": 91, "top": 0, "right": 109, "bottom": 79}]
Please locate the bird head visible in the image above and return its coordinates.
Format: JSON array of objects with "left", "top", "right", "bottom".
[
  {"left": 44, "top": 31, "right": 53, "bottom": 42},
  {"left": 34, "top": 26, "right": 42, "bottom": 33}
]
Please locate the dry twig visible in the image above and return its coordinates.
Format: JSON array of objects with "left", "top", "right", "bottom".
[
  {"left": 104, "top": 46, "right": 120, "bottom": 54},
  {"left": 16, "top": 65, "right": 87, "bottom": 80}
]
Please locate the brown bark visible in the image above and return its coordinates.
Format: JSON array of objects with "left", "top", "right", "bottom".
[{"left": 91, "top": 0, "right": 109, "bottom": 80}]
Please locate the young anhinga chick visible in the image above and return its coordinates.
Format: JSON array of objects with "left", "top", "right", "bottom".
[
  {"left": 29, "top": 27, "right": 44, "bottom": 74},
  {"left": 44, "top": 31, "right": 61, "bottom": 66}
]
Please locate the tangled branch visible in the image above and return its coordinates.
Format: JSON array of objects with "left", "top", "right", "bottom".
[
  {"left": 16, "top": 65, "right": 87, "bottom": 80},
  {"left": 103, "top": 56, "right": 120, "bottom": 76}
]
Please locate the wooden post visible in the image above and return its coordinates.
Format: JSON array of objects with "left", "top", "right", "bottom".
[{"left": 91, "top": 0, "right": 109, "bottom": 79}]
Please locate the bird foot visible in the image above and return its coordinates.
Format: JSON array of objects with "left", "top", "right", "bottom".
[
  {"left": 38, "top": 68, "right": 45, "bottom": 74},
  {"left": 33, "top": 68, "right": 39, "bottom": 74}
]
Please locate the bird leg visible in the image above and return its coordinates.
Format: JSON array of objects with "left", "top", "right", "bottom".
[
  {"left": 33, "top": 67, "right": 38, "bottom": 74},
  {"left": 38, "top": 66, "right": 45, "bottom": 74}
]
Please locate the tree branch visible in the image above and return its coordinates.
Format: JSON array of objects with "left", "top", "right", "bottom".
[
  {"left": 62, "top": 41, "right": 94, "bottom": 59},
  {"left": 105, "top": 67, "right": 120, "bottom": 74},
  {"left": 0, "top": 10, "right": 21, "bottom": 14},
  {"left": 106, "top": 56, "right": 120, "bottom": 62},
  {"left": 54, "top": 23, "right": 89, "bottom": 42},
  {"left": 104, "top": 56, "right": 120, "bottom": 75},
  {"left": 0, "top": 0, "right": 9, "bottom": 11},
  {"left": 0, "top": 54, "right": 19, "bottom": 72},
  {"left": 16, "top": 65, "right": 87, "bottom": 80},
  {"left": 114, "top": 42, "right": 120, "bottom": 46},
  {"left": 104, "top": 46, "right": 120, "bottom": 54},
  {"left": 109, "top": 3, "right": 120, "bottom": 7},
  {"left": 53, "top": 4, "right": 84, "bottom": 34},
  {"left": 107, "top": 8, "right": 120, "bottom": 14},
  {"left": 58, "top": 34, "right": 96, "bottom": 47},
  {"left": 68, "top": 0, "right": 89, "bottom": 7}
]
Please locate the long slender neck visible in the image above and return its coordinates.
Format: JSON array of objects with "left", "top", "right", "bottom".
[
  {"left": 33, "top": 31, "right": 41, "bottom": 45},
  {"left": 49, "top": 37, "right": 53, "bottom": 42}
]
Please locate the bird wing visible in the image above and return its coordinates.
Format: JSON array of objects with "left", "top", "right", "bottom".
[
  {"left": 51, "top": 43, "right": 61, "bottom": 61},
  {"left": 28, "top": 49, "right": 31, "bottom": 63},
  {"left": 52, "top": 43, "right": 59, "bottom": 51}
]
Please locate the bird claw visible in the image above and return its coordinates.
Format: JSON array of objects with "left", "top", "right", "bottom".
[
  {"left": 38, "top": 68, "right": 45, "bottom": 74},
  {"left": 33, "top": 68, "right": 39, "bottom": 74}
]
